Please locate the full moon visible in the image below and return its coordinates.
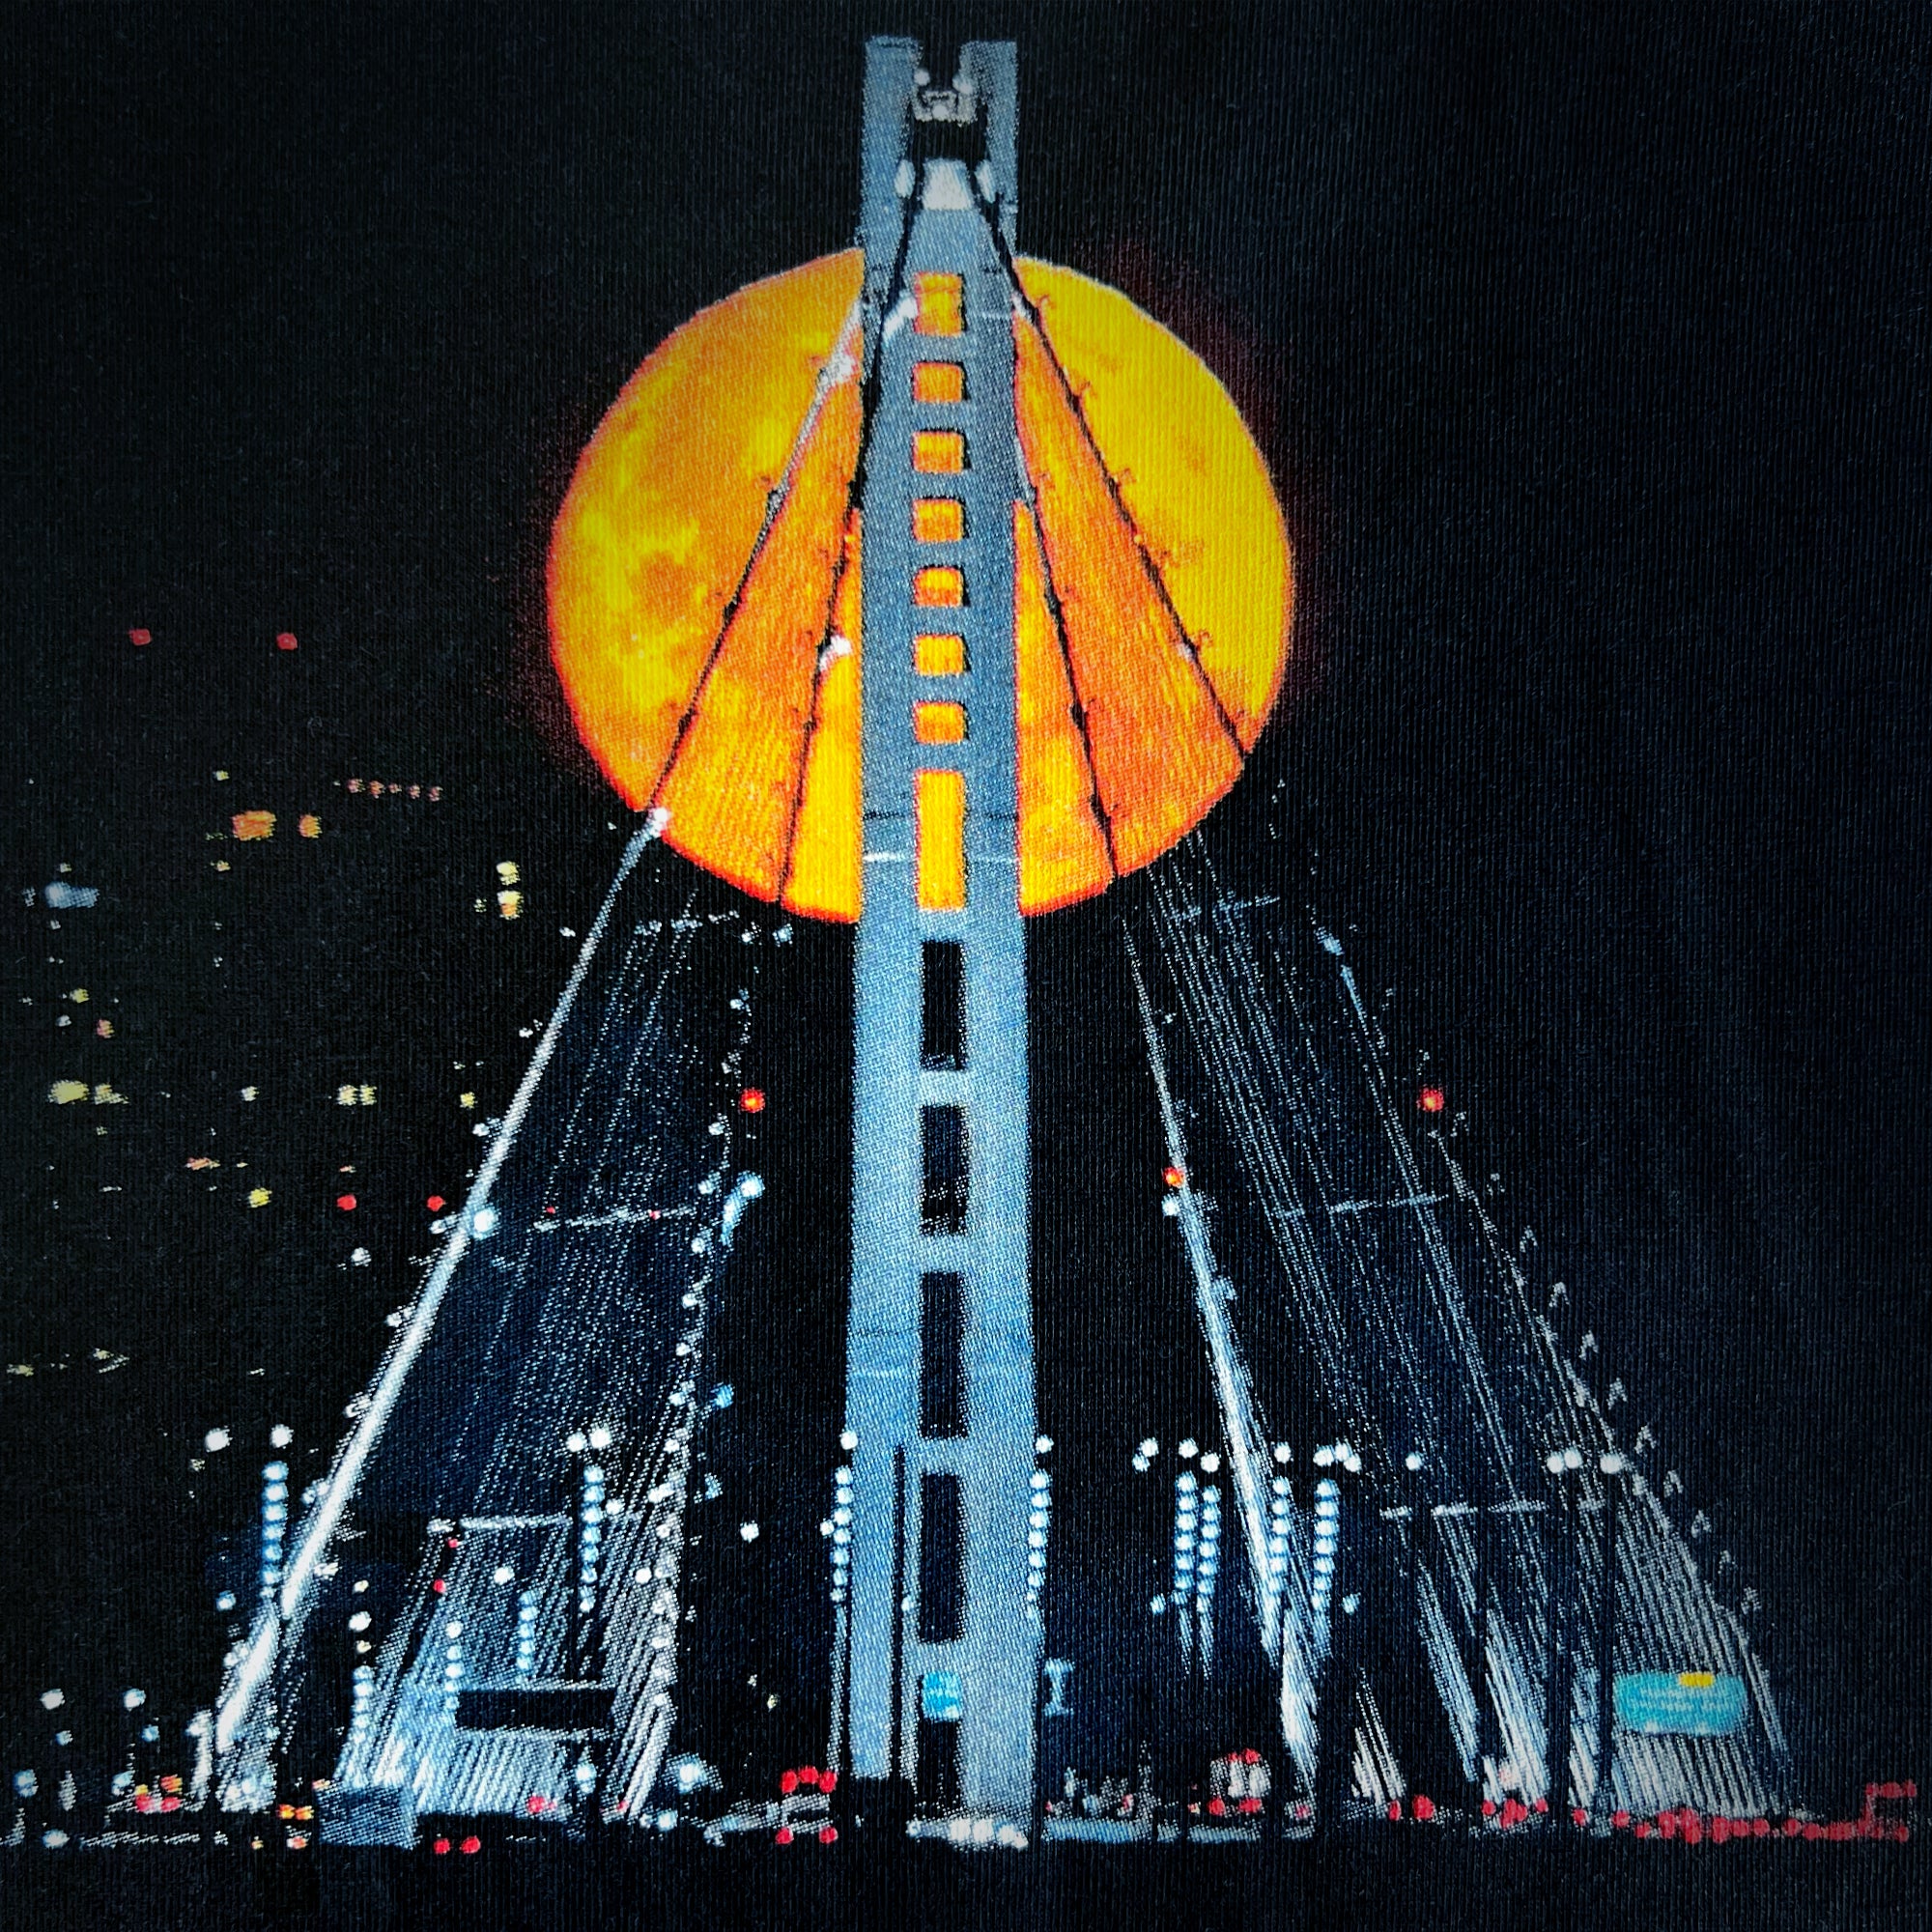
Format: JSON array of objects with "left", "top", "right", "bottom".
[{"left": 549, "top": 250, "right": 1293, "bottom": 919}]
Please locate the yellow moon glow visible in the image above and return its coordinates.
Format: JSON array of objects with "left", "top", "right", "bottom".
[{"left": 548, "top": 250, "right": 1293, "bottom": 919}]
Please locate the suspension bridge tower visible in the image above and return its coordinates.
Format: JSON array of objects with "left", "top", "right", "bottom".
[{"left": 841, "top": 38, "right": 1035, "bottom": 1822}]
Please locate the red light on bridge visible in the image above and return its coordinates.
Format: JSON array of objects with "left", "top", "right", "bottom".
[
  {"left": 1417, "top": 1088, "right": 1445, "bottom": 1114},
  {"left": 426, "top": 1195, "right": 445, "bottom": 1212},
  {"left": 1162, "top": 1164, "right": 1185, "bottom": 1189},
  {"left": 459, "top": 1834, "right": 481, "bottom": 1855},
  {"left": 779, "top": 1770, "right": 798, "bottom": 1795},
  {"left": 336, "top": 1194, "right": 356, "bottom": 1211}
]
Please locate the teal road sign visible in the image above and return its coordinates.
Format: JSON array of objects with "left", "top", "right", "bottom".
[
  {"left": 921, "top": 1670, "right": 963, "bottom": 1723},
  {"left": 1614, "top": 1672, "right": 1747, "bottom": 1737}
]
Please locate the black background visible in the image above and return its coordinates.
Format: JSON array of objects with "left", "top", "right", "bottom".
[{"left": 0, "top": 0, "right": 1926, "bottom": 1828}]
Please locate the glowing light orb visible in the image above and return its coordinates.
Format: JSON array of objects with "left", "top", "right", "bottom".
[
  {"left": 550, "top": 251, "right": 1293, "bottom": 919},
  {"left": 1417, "top": 1088, "right": 1446, "bottom": 1115}
]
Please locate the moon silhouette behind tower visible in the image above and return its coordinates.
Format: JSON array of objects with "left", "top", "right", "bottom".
[{"left": 548, "top": 249, "right": 1293, "bottom": 918}]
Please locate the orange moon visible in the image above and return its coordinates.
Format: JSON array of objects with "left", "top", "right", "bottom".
[{"left": 548, "top": 249, "right": 1293, "bottom": 919}]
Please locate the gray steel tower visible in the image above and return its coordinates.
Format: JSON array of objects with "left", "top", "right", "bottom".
[{"left": 842, "top": 39, "right": 1037, "bottom": 1824}]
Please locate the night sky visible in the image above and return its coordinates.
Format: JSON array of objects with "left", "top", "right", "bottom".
[{"left": 1, "top": 0, "right": 1926, "bottom": 1822}]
